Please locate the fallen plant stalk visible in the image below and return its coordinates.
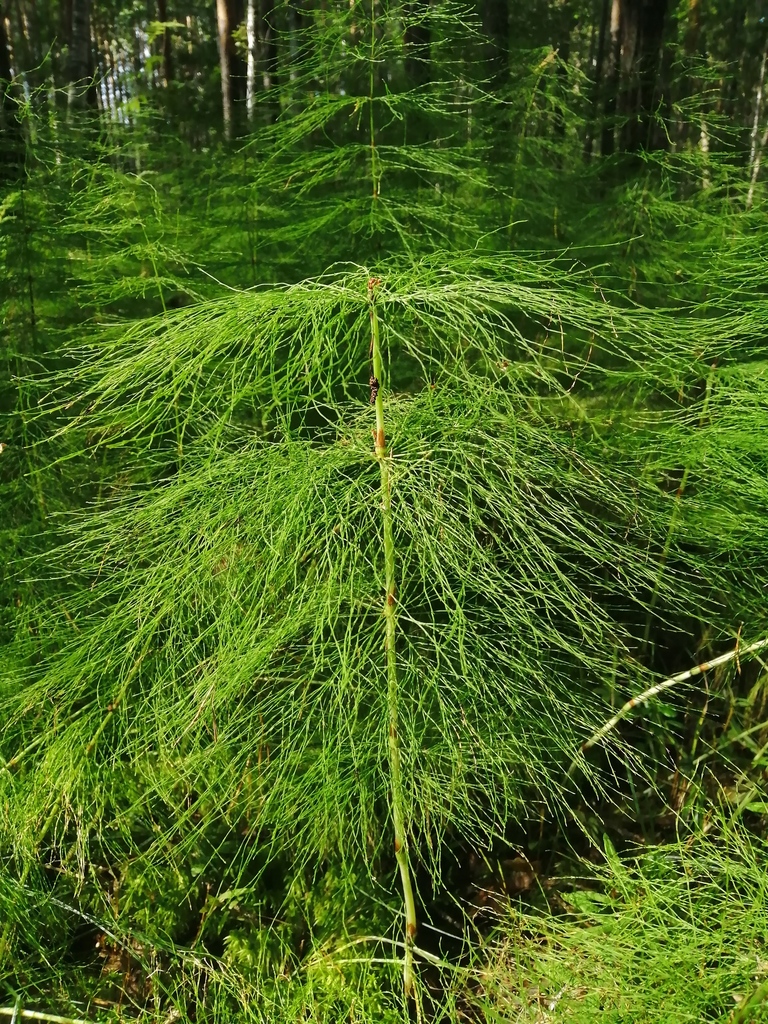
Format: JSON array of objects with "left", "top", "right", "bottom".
[
  {"left": 569, "top": 637, "right": 768, "bottom": 776},
  {"left": 0, "top": 1011, "right": 90, "bottom": 1024},
  {"left": 730, "top": 977, "right": 768, "bottom": 1023}
]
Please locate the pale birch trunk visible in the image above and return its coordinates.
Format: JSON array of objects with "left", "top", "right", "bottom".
[
  {"left": 747, "top": 48, "right": 767, "bottom": 209},
  {"left": 699, "top": 118, "right": 710, "bottom": 188},
  {"left": 246, "top": 0, "right": 257, "bottom": 122}
]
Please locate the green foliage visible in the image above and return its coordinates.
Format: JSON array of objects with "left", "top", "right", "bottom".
[
  {"left": 478, "top": 822, "right": 768, "bottom": 1022},
  {"left": 3, "top": 0, "right": 768, "bottom": 1019}
]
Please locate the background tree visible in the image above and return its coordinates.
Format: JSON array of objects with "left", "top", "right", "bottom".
[
  {"left": 67, "top": 0, "right": 96, "bottom": 109},
  {"left": 0, "top": 8, "right": 17, "bottom": 152}
]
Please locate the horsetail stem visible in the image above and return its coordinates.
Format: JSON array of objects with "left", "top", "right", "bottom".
[{"left": 368, "top": 275, "right": 418, "bottom": 1000}]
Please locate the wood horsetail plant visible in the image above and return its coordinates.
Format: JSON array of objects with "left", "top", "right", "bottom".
[
  {"left": 4, "top": 248, "right": 768, "bottom": 1009},
  {"left": 369, "top": 273, "right": 418, "bottom": 996}
]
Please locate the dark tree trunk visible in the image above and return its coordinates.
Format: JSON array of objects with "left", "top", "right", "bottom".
[
  {"left": 684, "top": 0, "right": 700, "bottom": 56},
  {"left": 157, "top": 0, "right": 175, "bottom": 85},
  {"left": 0, "top": 11, "right": 19, "bottom": 157},
  {"left": 256, "top": 0, "right": 279, "bottom": 122},
  {"left": 259, "top": 0, "right": 278, "bottom": 92},
  {"left": 287, "top": 0, "right": 306, "bottom": 83},
  {"left": 483, "top": 0, "right": 509, "bottom": 89},
  {"left": 57, "top": 0, "right": 73, "bottom": 93},
  {"left": 229, "top": 0, "right": 245, "bottom": 101},
  {"left": 601, "top": 0, "right": 620, "bottom": 155},
  {"left": 0, "top": 9, "right": 13, "bottom": 92},
  {"left": 67, "top": 0, "right": 96, "bottom": 110},
  {"left": 554, "top": 1, "right": 576, "bottom": 143},
  {"left": 404, "top": 1, "right": 431, "bottom": 89},
  {"left": 11, "top": 0, "right": 34, "bottom": 88},
  {"left": 584, "top": 0, "right": 610, "bottom": 161},
  {"left": 617, "top": 0, "right": 669, "bottom": 151},
  {"left": 0, "top": 14, "right": 24, "bottom": 182}
]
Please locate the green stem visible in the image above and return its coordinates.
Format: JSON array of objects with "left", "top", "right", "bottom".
[{"left": 368, "top": 277, "right": 417, "bottom": 1000}]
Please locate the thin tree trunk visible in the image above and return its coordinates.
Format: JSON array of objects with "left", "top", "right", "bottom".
[
  {"left": 246, "top": 0, "right": 257, "bottom": 121},
  {"left": 216, "top": 0, "right": 233, "bottom": 138},
  {"left": 482, "top": 0, "right": 509, "bottom": 90},
  {"left": 58, "top": 0, "right": 73, "bottom": 94},
  {"left": 747, "top": 127, "right": 768, "bottom": 209},
  {"left": 258, "top": 0, "right": 279, "bottom": 123},
  {"left": 584, "top": 0, "right": 610, "bottom": 161},
  {"left": 601, "top": 0, "right": 620, "bottom": 155},
  {"left": 11, "top": 0, "right": 37, "bottom": 88},
  {"left": 684, "top": 0, "right": 700, "bottom": 55},
  {"left": 0, "top": 10, "right": 13, "bottom": 90},
  {"left": 747, "top": 47, "right": 768, "bottom": 210},
  {"left": 156, "top": 0, "right": 174, "bottom": 86},
  {"left": 0, "top": 10, "right": 21, "bottom": 172},
  {"left": 259, "top": 0, "right": 278, "bottom": 92},
  {"left": 287, "top": 0, "right": 305, "bottom": 83},
  {"left": 403, "top": 0, "right": 431, "bottom": 89},
  {"left": 699, "top": 117, "right": 711, "bottom": 189},
  {"left": 67, "top": 0, "right": 95, "bottom": 110},
  {"left": 554, "top": 0, "right": 575, "bottom": 145}
]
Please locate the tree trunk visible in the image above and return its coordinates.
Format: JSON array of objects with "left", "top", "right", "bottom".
[
  {"left": 287, "top": 0, "right": 305, "bottom": 83},
  {"left": 11, "top": 0, "right": 38, "bottom": 89},
  {"left": 599, "top": 0, "right": 668, "bottom": 155},
  {"left": 601, "top": 0, "right": 620, "bottom": 155},
  {"left": 216, "top": 0, "right": 234, "bottom": 137},
  {"left": 1, "top": 10, "right": 24, "bottom": 179},
  {"left": 584, "top": 0, "right": 611, "bottom": 161},
  {"left": 1, "top": 10, "right": 15, "bottom": 127},
  {"left": 67, "top": 0, "right": 95, "bottom": 110},
  {"left": 617, "top": 0, "right": 669, "bottom": 152},
  {"left": 246, "top": 0, "right": 257, "bottom": 120},
  {"left": 684, "top": 0, "right": 700, "bottom": 55},
  {"left": 259, "top": 0, "right": 278, "bottom": 92},
  {"left": 747, "top": 46, "right": 768, "bottom": 209},
  {"left": 157, "top": 0, "right": 174, "bottom": 85},
  {"left": 403, "top": 1, "right": 431, "bottom": 89},
  {"left": 554, "top": 0, "right": 576, "bottom": 144},
  {"left": 483, "top": 0, "right": 509, "bottom": 89},
  {"left": 217, "top": 0, "right": 247, "bottom": 136},
  {"left": 256, "top": 0, "right": 279, "bottom": 123}
]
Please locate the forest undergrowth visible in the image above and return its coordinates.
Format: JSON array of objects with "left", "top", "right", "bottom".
[{"left": 2, "top": 3, "right": 768, "bottom": 1021}]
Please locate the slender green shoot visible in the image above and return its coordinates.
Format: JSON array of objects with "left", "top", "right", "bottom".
[{"left": 368, "top": 275, "right": 418, "bottom": 1001}]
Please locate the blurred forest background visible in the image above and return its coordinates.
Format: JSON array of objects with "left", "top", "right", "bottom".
[{"left": 3, "top": 0, "right": 768, "bottom": 1021}]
